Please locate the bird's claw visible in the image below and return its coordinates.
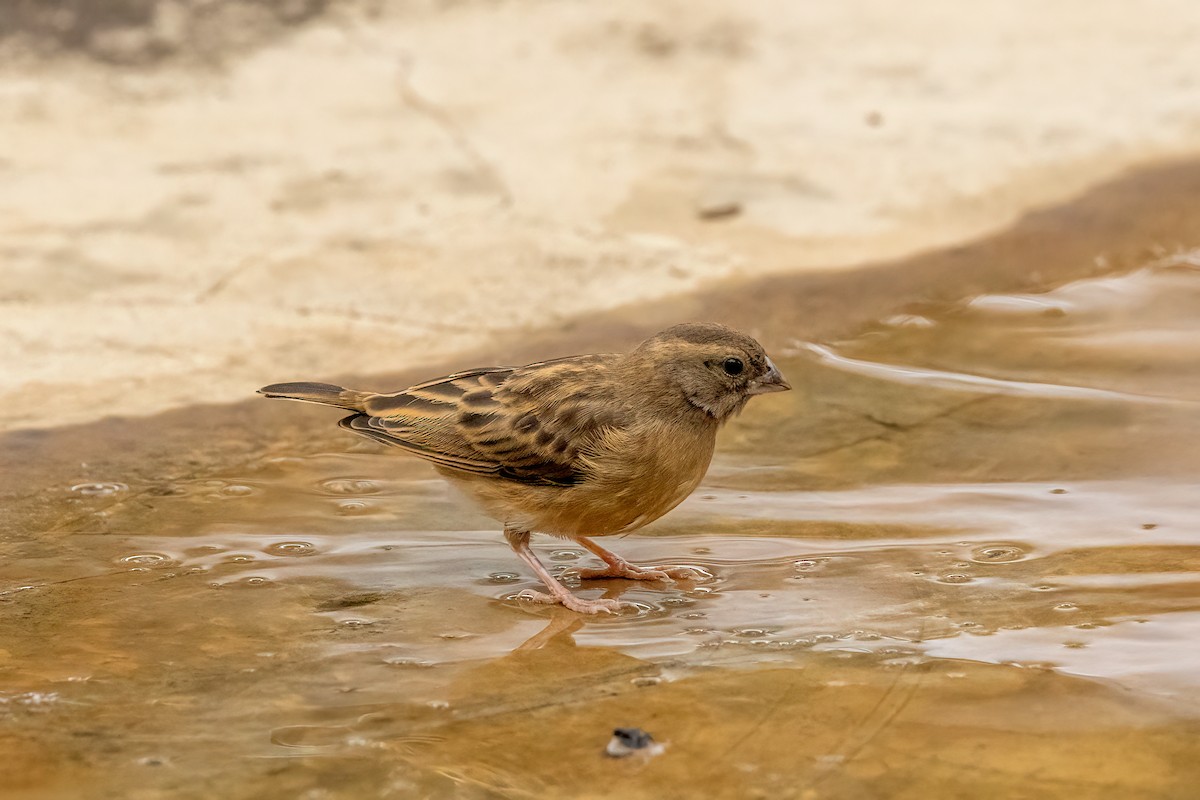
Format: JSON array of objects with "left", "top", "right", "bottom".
[
  {"left": 515, "top": 588, "right": 630, "bottom": 615},
  {"left": 654, "top": 564, "right": 713, "bottom": 581},
  {"left": 575, "top": 563, "right": 712, "bottom": 583}
]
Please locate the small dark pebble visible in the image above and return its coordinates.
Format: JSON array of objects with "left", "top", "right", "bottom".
[
  {"left": 605, "top": 727, "right": 660, "bottom": 758},
  {"left": 696, "top": 198, "right": 742, "bottom": 220}
]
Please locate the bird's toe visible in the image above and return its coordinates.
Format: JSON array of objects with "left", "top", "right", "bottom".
[
  {"left": 515, "top": 588, "right": 559, "bottom": 605},
  {"left": 513, "top": 588, "right": 631, "bottom": 615},
  {"left": 650, "top": 565, "right": 713, "bottom": 581},
  {"left": 575, "top": 565, "right": 668, "bottom": 582},
  {"left": 563, "top": 597, "right": 625, "bottom": 615},
  {"left": 575, "top": 563, "right": 712, "bottom": 583}
]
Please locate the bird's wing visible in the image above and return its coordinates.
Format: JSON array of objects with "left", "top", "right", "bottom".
[{"left": 339, "top": 355, "right": 625, "bottom": 485}]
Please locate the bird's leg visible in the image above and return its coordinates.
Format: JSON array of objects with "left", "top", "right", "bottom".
[
  {"left": 503, "top": 526, "right": 630, "bottom": 615},
  {"left": 574, "top": 536, "right": 710, "bottom": 582}
]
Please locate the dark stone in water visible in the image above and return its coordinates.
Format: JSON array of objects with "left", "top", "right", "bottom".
[{"left": 605, "top": 727, "right": 659, "bottom": 758}]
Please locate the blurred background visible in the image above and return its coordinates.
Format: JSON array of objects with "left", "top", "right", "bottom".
[{"left": 4, "top": 0, "right": 1199, "bottom": 431}]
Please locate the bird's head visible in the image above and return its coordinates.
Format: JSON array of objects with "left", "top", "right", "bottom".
[{"left": 627, "top": 322, "right": 791, "bottom": 421}]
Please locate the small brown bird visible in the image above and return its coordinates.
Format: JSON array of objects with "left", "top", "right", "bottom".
[{"left": 259, "top": 323, "right": 790, "bottom": 614}]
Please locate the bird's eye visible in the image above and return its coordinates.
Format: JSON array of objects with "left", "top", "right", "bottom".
[{"left": 722, "top": 357, "right": 744, "bottom": 376}]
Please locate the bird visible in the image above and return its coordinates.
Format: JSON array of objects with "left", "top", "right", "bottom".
[{"left": 258, "top": 322, "right": 790, "bottom": 614}]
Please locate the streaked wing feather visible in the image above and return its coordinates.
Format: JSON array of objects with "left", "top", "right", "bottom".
[
  {"left": 338, "top": 414, "right": 501, "bottom": 474},
  {"left": 338, "top": 355, "right": 624, "bottom": 485}
]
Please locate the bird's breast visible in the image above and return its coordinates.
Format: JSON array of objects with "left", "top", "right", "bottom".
[
  {"left": 443, "top": 417, "right": 718, "bottom": 537},
  {"left": 535, "top": 418, "right": 717, "bottom": 536}
]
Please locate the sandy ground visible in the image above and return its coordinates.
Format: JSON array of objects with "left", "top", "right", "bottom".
[{"left": 3, "top": 0, "right": 1200, "bottom": 431}]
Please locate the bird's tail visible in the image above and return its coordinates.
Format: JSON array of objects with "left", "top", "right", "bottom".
[{"left": 257, "top": 381, "right": 369, "bottom": 411}]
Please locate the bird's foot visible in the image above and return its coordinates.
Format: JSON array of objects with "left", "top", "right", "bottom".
[
  {"left": 575, "top": 561, "right": 712, "bottom": 582},
  {"left": 515, "top": 588, "right": 631, "bottom": 615}
]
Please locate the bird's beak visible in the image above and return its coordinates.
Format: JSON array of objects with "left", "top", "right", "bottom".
[{"left": 747, "top": 358, "right": 792, "bottom": 395}]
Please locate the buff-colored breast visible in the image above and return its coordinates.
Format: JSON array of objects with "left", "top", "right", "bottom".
[{"left": 441, "top": 415, "right": 718, "bottom": 538}]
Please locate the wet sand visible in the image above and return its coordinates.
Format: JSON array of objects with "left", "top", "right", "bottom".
[{"left": 4, "top": 160, "right": 1200, "bottom": 798}]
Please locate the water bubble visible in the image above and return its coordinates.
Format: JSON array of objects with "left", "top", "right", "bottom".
[
  {"left": 691, "top": 546, "right": 713, "bottom": 554},
  {"left": 70, "top": 482, "right": 127, "bottom": 497},
  {"left": 793, "top": 559, "right": 819, "bottom": 571},
  {"left": 1141, "top": 523, "right": 1158, "bottom": 530},
  {"left": 265, "top": 541, "right": 316, "bottom": 557},
  {"left": 118, "top": 553, "right": 172, "bottom": 566},
  {"left": 337, "top": 501, "right": 369, "bottom": 515},
  {"left": 550, "top": 550, "right": 583, "bottom": 561},
  {"left": 339, "top": 619, "right": 373, "bottom": 628},
  {"left": 244, "top": 577, "right": 270, "bottom": 586},
  {"left": 486, "top": 572, "right": 520, "bottom": 584},
  {"left": 735, "top": 628, "right": 773, "bottom": 638},
  {"left": 320, "top": 478, "right": 380, "bottom": 495},
  {"left": 1055, "top": 603, "right": 1079, "bottom": 612},
  {"left": 938, "top": 574, "right": 973, "bottom": 584},
  {"left": 1049, "top": 488, "right": 1068, "bottom": 495},
  {"left": 228, "top": 555, "right": 255, "bottom": 563},
  {"left": 1063, "top": 641, "right": 1087, "bottom": 649},
  {"left": 971, "top": 545, "right": 1026, "bottom": 563},
  {"left": 631, "top": 676, "right": 662, "bottom": 687},
  {"left": 220, "top": 484, "right": 255, "bottom": 497}
]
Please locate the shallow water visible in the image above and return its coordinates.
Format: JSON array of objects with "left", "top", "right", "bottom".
[{"left": 4, "top": 254, "right": 1200, "bottom": 798}]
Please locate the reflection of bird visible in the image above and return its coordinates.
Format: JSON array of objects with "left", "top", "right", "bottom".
[{"left": 259, "top": 323, "right": 790, "bottom": 614}]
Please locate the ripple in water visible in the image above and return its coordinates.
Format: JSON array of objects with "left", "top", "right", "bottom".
[
  {"left": 970, "top": 545, "right": 1027, "bottom": 563},
  {"left": 320, "top": 478, "right": 381, "bottom": 495},
  {"left": 71, "top": 482, "right": 127, "bottom": 497},
  {"left": 265, "top": 541, "right": 316, "bottom": 557},
  {"left": 117, "top": 553, "right": 176, "bottom": 567}
]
